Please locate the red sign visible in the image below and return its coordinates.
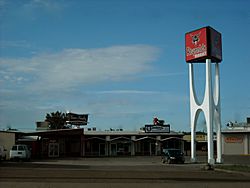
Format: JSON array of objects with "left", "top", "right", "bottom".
[
  {"left": 185, "top": 26, "right": 222, "bottom": 63},
  {"left": 225, "top": 137, "right": 243, "bottom": 143},
  {"left": 185, "top": 27, "right": 207, "bottom": 62}
]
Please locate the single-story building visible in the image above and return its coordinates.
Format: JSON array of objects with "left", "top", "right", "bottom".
[
  {"left": 18, "top": 129, "right": 84, "bottom": 158},
  {"left": 183, "top": 132, "right": 217, "bottom": 156},
  {"left": 222, "top": 128, "right": 250, "bottom": 155},
  {"left": 0, "top": 131, "right": 16, "bottom": 160},
  {"left": 11, "top": 129, "right": 184, "bottom": 158}
]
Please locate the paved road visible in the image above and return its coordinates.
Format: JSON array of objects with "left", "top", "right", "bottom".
[{"left": 1, "top": 157, "right": 250, "bottom": 188}]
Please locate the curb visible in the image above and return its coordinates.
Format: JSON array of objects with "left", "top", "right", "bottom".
[{"left": 214, "top": 168, "right": 250, "bottom": 177}]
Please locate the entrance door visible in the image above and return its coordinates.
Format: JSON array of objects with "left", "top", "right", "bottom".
[
  {"left": 143, "top": 142, "right": 150, "bottom": 155},
  {"left": 150, "top": 143, "right": 156, "bottom": 156},
  {"left": 99, "top": 143, "right": 106, "bottom": 156},
  {"left": 111, "top": 144, "right": 117, "bottom": 156},
  {"left": 49, "top": 143, "right": 59, "bottom": 157}
]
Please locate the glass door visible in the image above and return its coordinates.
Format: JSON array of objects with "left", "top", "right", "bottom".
[{"left": 48, "top": 143, "right": 59, "bottom": 157}]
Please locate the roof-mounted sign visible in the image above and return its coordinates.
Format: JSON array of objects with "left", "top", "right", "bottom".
[
  {"left": 66, "top": 113, "right": 88, "bottom": 125},
  {"left": 144, "top": 124, "right": 170, "bottom": 133}
]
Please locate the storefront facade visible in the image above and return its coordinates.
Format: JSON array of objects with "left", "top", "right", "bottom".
[
  {"left": 222, "top": 129, "right": 250, "bottom": 155},
  {"left": 83, "top": 131, "right": 184, "bottom": 157}
]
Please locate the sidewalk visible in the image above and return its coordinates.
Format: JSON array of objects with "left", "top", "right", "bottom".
[
  {"left": 31, "top": 156, "right": 162, "bottom": 166},
  {"left": 29, "top": 155, "right": 250, "bottom": 167},
  {"left": 185, "top": 155, "right": 250, "bottom": 165}
]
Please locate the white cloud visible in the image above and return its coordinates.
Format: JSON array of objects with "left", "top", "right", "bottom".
[
  {"left": 0, "top": 40, "right": 31, "bottom": 49},
  {"left": 1, "top": 45, "right": 189, "bottom": 131},
  {"left": 82, "top": 89, "right": 188, "bottom": 117},
  {"left": 0, "top": 45, "right": 160, "bottom": 92},
  {"left": 23, "top": 0, "right": 66, "bottom": 12},
  {"left": 93, "top": 90, "right": 164, "bottom": 95}
]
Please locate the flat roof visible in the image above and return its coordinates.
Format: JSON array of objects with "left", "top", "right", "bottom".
[
  {"left": 1, "top": 129, "right": 184, "bottom": 137},
  {"left": 84, "top": 130, "right": 183, "bottom": 136},
  {"left": 21, "top": 128, "right": 84, "bottom": 136},
  {"left": 222, "top": 128, "right": 250, "bottom": 134}
]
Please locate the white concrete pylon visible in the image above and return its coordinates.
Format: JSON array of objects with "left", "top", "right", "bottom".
[
  {"left": 189, "top": 59, "right": 222, "bottom": 165},
  {"left": 214, "top": 63, "right": 222, "bottom": 163}
]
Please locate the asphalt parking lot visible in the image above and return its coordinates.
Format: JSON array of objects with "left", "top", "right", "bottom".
[{"left": 1, "top": 156, "right": 250, "bottom": 188}]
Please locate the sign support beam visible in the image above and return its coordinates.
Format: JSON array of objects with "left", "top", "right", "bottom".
[{"left": 189, "top": 59, "right": 222, "bottom": 164}]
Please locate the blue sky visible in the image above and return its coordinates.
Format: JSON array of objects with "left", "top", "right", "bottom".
[{"left": 0, "top": 0, "right": 249, "bottom": 132}]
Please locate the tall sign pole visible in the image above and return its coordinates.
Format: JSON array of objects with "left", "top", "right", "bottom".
[{"left": 185, "top": 26, "right": 222, "bottom": 164}]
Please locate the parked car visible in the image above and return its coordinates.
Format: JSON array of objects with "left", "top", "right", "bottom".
[
  {"left": 161, "top": 148, "right": 185, "bottom": 164},
  {"left": 10, "top": 144, "right": 31, "bottom": 161},
  {"left": 0, "top": 145, "right": 7, "bottom": 161}
]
